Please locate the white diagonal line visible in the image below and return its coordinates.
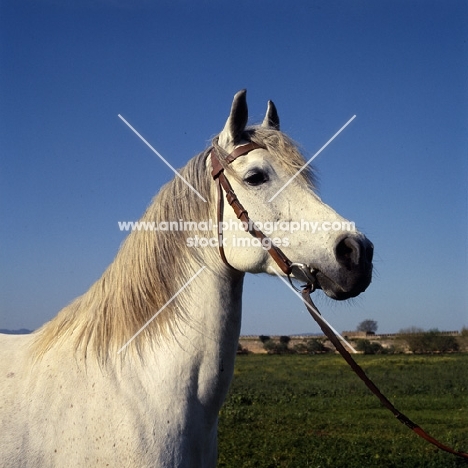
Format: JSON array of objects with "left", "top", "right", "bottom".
[
  {"left": 273, "top": 271, "right": 357, "bottom": 354},
  {"left": 118, "top": 114, "right": 207, "bottom": 202},
  {"left": 268, "top": 115, "right": 356, "bottom": 202},
  {"left": 117, "top": 266, "right": 206, "bottom": 354}
]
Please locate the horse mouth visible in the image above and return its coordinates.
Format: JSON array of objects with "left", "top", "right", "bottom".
[
  {"left": 290, "top": 264, "right": 372, "bottom": 300},
  {"left": 313, "top": 234, "right": 374, "bottom": 301},
  {"left": 314, "top": 269, "right": 372, "bottom": 301},
  {"left": 289, "top": 236, "right": 373, "bottom": 300}
]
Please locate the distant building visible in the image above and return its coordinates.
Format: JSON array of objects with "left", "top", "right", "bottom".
[{"left": 342, "top": 331, "right": 374, "bottom": 338}]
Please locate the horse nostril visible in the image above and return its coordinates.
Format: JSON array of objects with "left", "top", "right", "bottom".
[
  {"left": 335, "top": 237, "right": 361, "bottom": 267},
  {"left": 335, "top": 236, "right": 373, "bottom": 268}
]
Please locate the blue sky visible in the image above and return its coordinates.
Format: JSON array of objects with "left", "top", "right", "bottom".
[{"left": 1, "top": 0, "right": 467, "bottom": 336}]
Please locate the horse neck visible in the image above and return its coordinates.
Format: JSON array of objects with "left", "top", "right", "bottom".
[
  {"left": 175, "top": 267, "right": 245, "bottom": 348},
  {"left": 94, "top": 243, "right": 245, "bottom": 370},
  {"left": 134, "top": 265, "right": 245, "bottom": 413}
]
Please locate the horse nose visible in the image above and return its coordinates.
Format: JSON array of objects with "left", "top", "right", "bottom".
[{"left": 335, "top": 235, "right": 374, "bottom": 269}]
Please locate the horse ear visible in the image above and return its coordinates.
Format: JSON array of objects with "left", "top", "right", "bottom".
[
  {"left": 262, "top": 100, "right": 280, "bottom": 130},
  {"left": 218, "top": 89, "right": 248, "bottom": 149}
]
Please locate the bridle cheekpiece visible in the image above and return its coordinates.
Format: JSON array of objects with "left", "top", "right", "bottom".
[{"left": 210, "top": 141, "right": 294, "bottom": 276}]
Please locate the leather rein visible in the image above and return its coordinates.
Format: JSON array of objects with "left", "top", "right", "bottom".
[{"left": 209, "top": 142, "right": 468, "bottom": 461}]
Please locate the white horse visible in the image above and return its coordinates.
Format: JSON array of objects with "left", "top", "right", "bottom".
[{"left": 0, "top": 90, "right": 373, "bottom": 467}]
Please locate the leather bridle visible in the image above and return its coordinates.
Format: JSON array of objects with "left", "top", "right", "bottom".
[
  {"left": 210, "top": 141, "right": 316, "bottom": 285},
  {"left": 209, "top": 140, "right": 468, "bottom": 461},
  {"left": 210, "top": 141, "right": 293, "bottom": 275}
]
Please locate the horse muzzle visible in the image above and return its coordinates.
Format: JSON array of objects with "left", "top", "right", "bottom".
[{"left": 292, "top": 234, "right": 374, "bottom": 301}]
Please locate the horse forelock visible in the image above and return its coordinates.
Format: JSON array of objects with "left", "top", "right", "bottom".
[
  {"left": 248, "top": 127, "right": 315, "bottom": 188},
  {"left": 212, "top": 126, "right": 315, "bottom": 189}
]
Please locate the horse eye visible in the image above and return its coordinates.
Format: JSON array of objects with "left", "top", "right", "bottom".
[{"left": 244, "top": 170, "right": 269, "bottom": 186}]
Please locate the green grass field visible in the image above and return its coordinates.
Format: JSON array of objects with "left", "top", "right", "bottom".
[{"left": 218, "top": 354, "right": 468, "bottom": 468}]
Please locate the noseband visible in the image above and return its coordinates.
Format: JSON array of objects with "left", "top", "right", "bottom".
[{"left": 209, "top": 141, "right": 468, "bottom": 461}]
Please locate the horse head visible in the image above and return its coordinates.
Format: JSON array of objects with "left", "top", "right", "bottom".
[{"left": 212, "top": 89, "right": 373, "bottom": 300}]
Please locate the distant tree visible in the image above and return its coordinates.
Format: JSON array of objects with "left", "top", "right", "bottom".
[
  {"left": 306, "top": 338, "right": 327, "bottom": 354},
  {"left": 293, "top": 342, "right": 308, "bottom": 354},
  {"left": 263, "top": 339, "right": 276, "bottom": 353},
  {"left": 405, "top": 329, "right": 459, "bottom": 354},
  {"left": 263, "top": 337, "right": 295, "bottom": 354},
  {"left": 435, "top": 335, "right": 459, "bottom": 353},
  {"left": 356, "top": 339, "right": 384, "bottom": 355},
  {"left": 459, "top": 328, "right": 468, "bottom": 352},
  {"left": 279, "top": 336, "right": 291, "bottom": 345},
  {"left": 357, "top": 319, "right": 378, "bottom": 334},
  {"left": 259, "top": 335, "right": 271, "bottom": 343},
  {"left": 277, "top": 336, "right": 292, "bottom": 354}
]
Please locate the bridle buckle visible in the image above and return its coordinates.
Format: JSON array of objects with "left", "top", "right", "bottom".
[{"left": 288, "top": 262, "right": 318, "bottom": 292}]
